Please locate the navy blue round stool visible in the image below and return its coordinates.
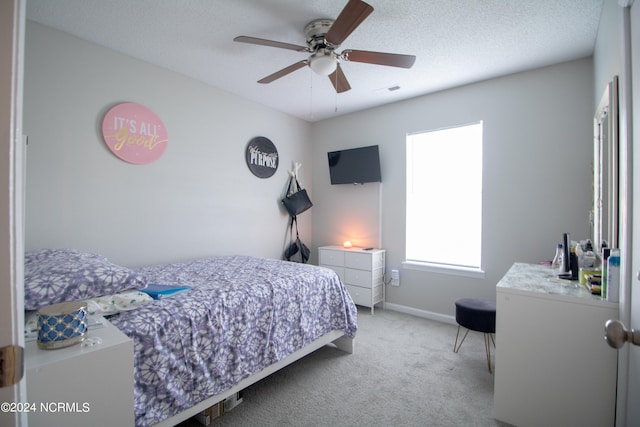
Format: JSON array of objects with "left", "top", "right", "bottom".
[{"left": 453, "top": 297, "right": 496, "bottom": 373}]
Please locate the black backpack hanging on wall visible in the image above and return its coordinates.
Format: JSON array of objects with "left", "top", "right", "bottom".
[{"left": 284, "top": 216, "right": 310, "bottom": 263}]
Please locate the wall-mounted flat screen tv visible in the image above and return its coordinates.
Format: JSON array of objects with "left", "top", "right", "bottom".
[{"left": 327, "top": 145, "right": 382, "bottom": 185}]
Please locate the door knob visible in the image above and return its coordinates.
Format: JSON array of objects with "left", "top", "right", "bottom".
[{"left": 604, "top": 319, "right": 640, "bottom": 349}]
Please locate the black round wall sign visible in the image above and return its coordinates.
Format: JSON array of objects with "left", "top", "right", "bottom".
[{"left": 245, "top": 136, "right": 279, "bottom": 178}]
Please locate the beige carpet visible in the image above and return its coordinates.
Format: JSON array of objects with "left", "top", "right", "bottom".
[{"left": 179, "top": 307, "right": 508, "bottom": 427}]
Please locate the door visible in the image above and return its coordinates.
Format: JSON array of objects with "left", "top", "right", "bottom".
[
  {"left": 0, "top": 1, "right": 26, "bottom": 426},
  {"left": 607, "top": 2, "right": 640, "bottom": 426},
  {"left": 627, "top": 2, "right": 640, "bottom": 425},
  {"left": 602, "top": 4, "right": 640, "bottom": 426}
]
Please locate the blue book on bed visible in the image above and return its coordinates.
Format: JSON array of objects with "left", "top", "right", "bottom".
[{"left": 141, "top": 284, "right": 191, "bottom": 300}]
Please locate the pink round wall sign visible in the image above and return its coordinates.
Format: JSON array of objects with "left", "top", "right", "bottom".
[{"left": 102, "top": 102, "right": 168, "bottom": 164}]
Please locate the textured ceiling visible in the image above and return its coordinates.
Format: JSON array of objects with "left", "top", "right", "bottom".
[{"left": 26, "top": 0, "right": 603, "bottom": 122}]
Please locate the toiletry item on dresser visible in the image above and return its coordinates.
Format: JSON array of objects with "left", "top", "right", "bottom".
[
  {"left": 574, "top": 242, "right": 584, "bottom": 268},
  {"left": 601, "top": 248, "right": 611, "bottom": 299},
  {"left": 583, "top": 250, "right": 596, "bottom": 268},
  {"left": 570, "top": 251, "right": 579, "bottom": 280},
  {"left": 606, "top": 249, "right": 620, "bottom": 302},
  {"left": 560, "top": 233, "right": 571, "bottom": 274},
  {"left": 585, "top": 239, "right": 594, "bottom": 253},
  {"left": 558, "top": 233, "right": 577, "bottom": 280},
  {"left": 551, "top": 244, "right": 563, "bottom": 270}
]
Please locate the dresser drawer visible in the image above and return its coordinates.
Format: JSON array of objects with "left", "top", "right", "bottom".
[
  {"left": 345, "top": 251, "right": 373, "bottom": 270},
  {"left": 345, "top": 284, "right": 372, "bottom": 307},
  {"left": 322, "top": 265, "right": 345, "bottom": 282},
  {"left": 319, "top": 249, "right": 345, "bottom": 267},
  {"left": 344, "top": 268, "right": 373, "bottom": 288}
]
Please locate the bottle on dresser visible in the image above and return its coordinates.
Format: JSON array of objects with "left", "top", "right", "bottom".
[
  {"left": 583, "top": 240, "right": 596, "bottom": 269},
  {"left": 551, "top": 243, "right": 563, "bottom": 270},
  {"left": 601, "top": 247, "right": 611, "bottom": 299},
  {"left": 606, "top": 249, "right": 620, "bottom": 302}
]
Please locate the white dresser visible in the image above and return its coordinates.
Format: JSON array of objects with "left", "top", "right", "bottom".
[
  {"left": 318, "top": 246, "right": 385, "bottom": 314},
  {"left": 24, "top": 317, "right": 134, "bottom": 427},
  {"left": 494, "top": 263, "right": 618, "bottom": 427}
]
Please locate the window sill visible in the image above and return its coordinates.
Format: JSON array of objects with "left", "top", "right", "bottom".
[{"left": 402, "top": 261, "right": 485, "bottom": 279}]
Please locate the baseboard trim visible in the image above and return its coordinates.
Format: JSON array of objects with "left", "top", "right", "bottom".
[{"left": 383, "top": 302, "right": 457, "bottom": 326}]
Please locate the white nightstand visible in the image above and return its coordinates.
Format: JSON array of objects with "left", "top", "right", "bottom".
[
  {"left": 24, "top": 317, "right": 134, "bottom": 427},
  {"left": 318, "top": 245, "right": 385, "bottom": 314}
]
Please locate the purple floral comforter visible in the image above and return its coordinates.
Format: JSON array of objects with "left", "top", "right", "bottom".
[{"left": 109, "top": 255, "right": 358, "bottom": 427}]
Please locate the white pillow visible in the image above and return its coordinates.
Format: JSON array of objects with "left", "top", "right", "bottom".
[{"left": 84, "top": 290, "right": 154, "bottom": 316}]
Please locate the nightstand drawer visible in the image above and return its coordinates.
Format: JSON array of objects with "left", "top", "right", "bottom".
[
  {"left": 345, "top": 284, "right": 372, "bottom": 307},
  {"left": 319, "top": 249, "right": 345, "bottom": 267}
]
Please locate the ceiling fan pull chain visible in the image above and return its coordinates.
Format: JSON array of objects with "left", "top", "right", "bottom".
[
  {"left": 310, "top": 72, "right": 315, "bottom": 120},
  {"left": 334, "top": 72, "right": 339, "bottom": 113}
]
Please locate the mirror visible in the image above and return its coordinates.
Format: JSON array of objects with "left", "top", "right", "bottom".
[{"left": 593, "top": 76, "right": 619, "bottom": 254}]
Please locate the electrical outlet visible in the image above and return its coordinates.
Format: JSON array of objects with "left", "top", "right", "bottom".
[{"left": 391, "top": 269, "right": 400, "bottom": 286}]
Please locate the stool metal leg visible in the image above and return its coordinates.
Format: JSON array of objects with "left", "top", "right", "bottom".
[
  {"left": 455, "top": 326, "right": 495, "bottom": 374},
  {"left": 453, "top": 325, "right": 470, "bottom": 353},
  {"left": 484, "top": 333, "right": 494, "bottom": 374}
]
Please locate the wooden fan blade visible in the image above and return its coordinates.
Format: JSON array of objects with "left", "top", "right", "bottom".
[
  {"left": 234, "top": 36, "right": 309, "bottom": 52},
  {"left": 341, "top": 49, "right": 416, "bottom": 68},
  {"left": 258, "top": 60, "right": 308, "bottom": 84},
  {"left": 328, "top": 64, "right": 351, "bottom": 93},
  {"left": 325, "top": 0, "right": 374, "bottom": 47}
]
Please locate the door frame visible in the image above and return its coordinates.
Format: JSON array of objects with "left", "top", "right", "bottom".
[{"left": 0, "top": 0, "right": 26, "bottom": 426}]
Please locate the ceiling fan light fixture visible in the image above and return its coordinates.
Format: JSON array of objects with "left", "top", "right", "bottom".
[
  {"left": 234, "top": 0, "right": 416, "bottom": 95},
  {"left": 309, "top": 49, "right": 337, "bottom": 76}
]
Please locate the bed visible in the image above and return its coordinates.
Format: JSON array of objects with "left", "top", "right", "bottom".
[{"left": 24, "top": 249, "right": 358, "bottom": 427}]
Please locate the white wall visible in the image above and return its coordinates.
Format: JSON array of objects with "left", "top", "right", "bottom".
[
  {"left": 23, "top": 22, "right": 312, "bottom": 267},
  {"left": 311, "top": 58, "right": 594, "bottom": 317},
  {"left": 594, "top": 0, "right": 624, "bottom": 106}
]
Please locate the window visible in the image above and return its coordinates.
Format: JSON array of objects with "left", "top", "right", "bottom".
[{"left": 405, "top": 121, "right": 483, "bottom": 276}]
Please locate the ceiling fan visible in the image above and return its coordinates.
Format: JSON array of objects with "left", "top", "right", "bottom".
[{"left": 233, "top": 0, "right": 416, "bottom": 93}]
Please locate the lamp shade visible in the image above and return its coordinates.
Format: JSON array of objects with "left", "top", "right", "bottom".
[{"left": 309, "top": 50, "right": 337, "bottom": 76}]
